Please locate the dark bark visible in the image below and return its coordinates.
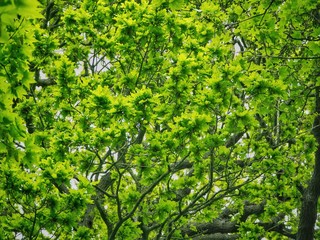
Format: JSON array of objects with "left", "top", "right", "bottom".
[
  {"left": 182, "top": 200, "right": 295, "bottom": 240},
  {"left": 80, "top": 173, "right": 113, "bottom": 230},
  {"left": 296, "top": 87, "right": 320, "bottom": 240},
  {"left": 296, "top": 148, "right": 320, "bottom": 240},
  {"left": 193, "top": 233, "right": 239, "bottom": 240},
  {"left": 225, "top": 132, "right": 245, "bottom": 148}
]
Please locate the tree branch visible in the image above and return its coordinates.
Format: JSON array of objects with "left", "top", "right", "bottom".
[
  {"left": 183, "top": 200, "right": 295, "bottom": 239},
  {"left": 193, "top": 233, "right": 239, "bottom": 240}
]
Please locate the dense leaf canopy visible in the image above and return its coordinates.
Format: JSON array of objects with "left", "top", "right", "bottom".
[{"left": 0, "top": 0, "right": 320, "bottom": 239}]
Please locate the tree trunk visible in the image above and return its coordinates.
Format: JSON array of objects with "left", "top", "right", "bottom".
[{"left": 297, "top": 87, "right": 320, "bottom": 240}]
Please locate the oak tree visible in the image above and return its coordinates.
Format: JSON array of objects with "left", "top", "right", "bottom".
[{"left": 1, "top": 0, "right": 320, "bottom": 239}]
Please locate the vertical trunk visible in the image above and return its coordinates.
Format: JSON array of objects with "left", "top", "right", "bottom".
[
  {"left": 297, "top": 87, "right": 320, "bottom": 240},
  {"left": 296, "top": 148, "right": 320, "bottom": 240}
]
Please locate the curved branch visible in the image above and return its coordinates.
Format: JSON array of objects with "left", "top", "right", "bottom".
[{"left": 183, "top": 200, "right": 295, "bottom": 239}]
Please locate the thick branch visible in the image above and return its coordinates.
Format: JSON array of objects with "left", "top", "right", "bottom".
[
  {"left": 183, "top": 201, "right": 265, "bottom": 237},
  {"left": 183, "top": 200, "right": 295, "bottom": 239},
  {"left": 193, "top": 233, "right": 239, "bottom": 240},
  {"left": 80, "top": 173, "right": 113, "bottom": 229}
]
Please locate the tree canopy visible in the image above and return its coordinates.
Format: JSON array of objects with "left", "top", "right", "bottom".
[{"left": 1, "top": 0, "right": 320, "bottom": 239}]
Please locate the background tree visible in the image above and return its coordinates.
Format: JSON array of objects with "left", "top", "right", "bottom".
[{"left": 1, "top": 0, "right": 319, "bottom": 239}]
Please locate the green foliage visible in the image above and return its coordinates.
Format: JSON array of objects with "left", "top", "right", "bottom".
[
  {"left": 0, "top": 0, "right": 42, "bottom": 42},
  {"left": 1, "top": 0, "right": 319, "bottom": 239}
]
